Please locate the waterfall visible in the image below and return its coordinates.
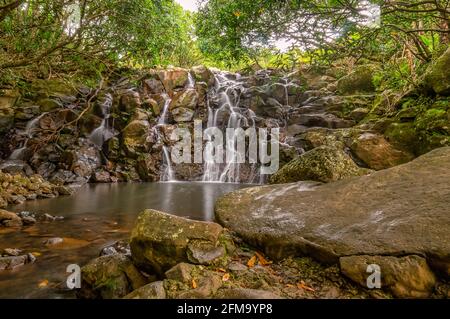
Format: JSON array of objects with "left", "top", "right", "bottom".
[
  {"left": 8, "top": 112, "right": 48, "bottom": 160},
  {"left": 187, "top": 72, "right": 195, "bottom": 88},
  {"left": 202, "top": 71, "right": 259, "bottom": 183},
  {"left": 157, "top": 93, "right": 176, "bottom": 182},
  {"left": 89, "top": 93, "right": 115, "bottom": 148}
]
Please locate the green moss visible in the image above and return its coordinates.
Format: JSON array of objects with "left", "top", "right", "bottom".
[{"left": 337, "top": 66, "right": 376, "bottom": 95}]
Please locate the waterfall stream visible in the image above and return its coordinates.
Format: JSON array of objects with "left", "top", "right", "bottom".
[
  {"left": 89, "top": 93, "right": 116, "bottom": 149},
  {"left": 202, "top": 71, "right": 260, "bottom": 183},
  {"left": 8, "top": 112, "right": 48, "bottom": 160},
  {"left": 158, "top": 93, "right": 176, "bottom": 182}
]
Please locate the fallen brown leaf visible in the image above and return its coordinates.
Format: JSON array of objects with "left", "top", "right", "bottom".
[
  {"left": 255, "top": 251, "right": 272, "bottom": 266},
  {"left": 192, "top": 279, "right": 197, "bottom": 289},
  {"left": 297, "top": 280, "right": 315, "bottom": 292},
  {"left": 38, "top": 279, "right": 49, "bottom": 288},
  {"left": 247, "top": 255, "right": 257, "bottom": 268}
]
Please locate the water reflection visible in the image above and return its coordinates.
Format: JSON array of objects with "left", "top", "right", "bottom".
[
  {"left": 0, "top": 182, "right": 250, "bottom": 299},
  {"left": 10, "top": 182, "right": 249, "bottom": 221}
]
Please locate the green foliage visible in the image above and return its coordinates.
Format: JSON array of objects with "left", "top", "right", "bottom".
[{"left": 0, "top": 0, "right": 202, "bottom": 84}]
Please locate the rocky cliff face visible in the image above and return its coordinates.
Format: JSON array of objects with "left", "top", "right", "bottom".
[{"left": 0, "top": 63, "right": 449, "bottom": 190}]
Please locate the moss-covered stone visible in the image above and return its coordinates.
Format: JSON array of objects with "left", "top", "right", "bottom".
[
  {"left": 130, "top": 209, "right": 225, "bottom": 275},
  {"left": 269, "top": 146, "right": 369, "bottom": 184},
  {"left": 337, "top": 66, "right": 376, "bottom": 95},
  {"left": 424, "top": 46, "right": 450, "bottom": 95},
  {"left": 77, "top": 254, "right": 148, "bottom": 299}
]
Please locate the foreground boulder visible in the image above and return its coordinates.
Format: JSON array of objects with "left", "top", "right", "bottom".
[
  {"left": 77, "top": 254, "right": 147, "bottom": 299},
  {"left": 216, "top": 147, "right": 450, "bottom": 287},
  {"left": 130, "top": 209, "right": 227, "bottom": 275},
  {"left": 270, "top": 146, "right": 369, "bottom": 184}
]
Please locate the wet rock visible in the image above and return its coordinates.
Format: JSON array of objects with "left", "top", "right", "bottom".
[
  {"left": 0, "top": 209, "right": 22, "bottom": 227},
  {"left": 100, "top": 240, "right": 131, "bottom": 257},
  {"left": 165, "top": 263, "right": 195, "bottom": 283},
  {"left": 21, "top": 216, "right": 36, "bottom": 225},
  {"left": 78, "top": 254, "right": 147, "bottom": 299},
  {"left": 215, "top": 288, "right": 281, "bottom": 299},
  {"left": 340, "top": 255, "right": 436, "bottom": 298},
  {"left": 0, "top": 89, "right": 19, "bottom": 133},
  {"left": 27, "top": 252, "right": 36, "bottom": 264},
  {"left": 2, "top": 248, "right": 22, "bottom": 256},
  {"left": 0, "top": 255, "right": 28, "bottom": 270},
  {"left": 124, "top": 281, "right": 166, "bottom": 299},
  {"left": 270, "top": 146, "right": 369, "bottom": 184},
  {"left": 350, "top": 133, "right": 414, "bottom": 170},
  {"left": 130, "top": 209, "right": 225, "bottom": 275},
  {"left": 215, "top": 147, "right": 450, "bottom": 266}
]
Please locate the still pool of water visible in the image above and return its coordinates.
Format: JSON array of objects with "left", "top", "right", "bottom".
[{"left": 0, "top": 182, "right": 250, "bottom": 299}]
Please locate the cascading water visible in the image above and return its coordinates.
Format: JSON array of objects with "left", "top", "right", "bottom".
[
  {"left": 8, "top": 112, "right": 48, "bottom": 160},
  {"left": 157, "top": 93, "right": 176, "bottom": 182},
  {"left": 202, "top": 71, "right": 260, "bottom": 183},
  {"left": 89, "top": 93, "right": 116, "bottom": 148}
]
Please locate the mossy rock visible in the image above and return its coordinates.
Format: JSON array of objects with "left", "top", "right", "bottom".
[
  {"left": 77, "top": 254, "right": 147, "bottom": 299},
  {"left": 424, "top": 46, "right": 450, "bottom": 96},
  {"left": 337, "top": 66, "right": 376, "bottom": 95},
  {"left": 130, "top": 209, "right": 226, "bottom": 275},
  {"left": 269, "top": 146, "right": 369, "bottom": 184}
]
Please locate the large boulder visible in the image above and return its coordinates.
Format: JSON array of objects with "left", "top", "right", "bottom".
[
  {"left": 270, "top": 146, "right": 369, "bottom": 184},
  {"left": 77, "top": 254, "right": 147, "bottom": 299},
  {"left": 349, "top": 133, "right": 414, "bottom": 170},
  {"left": 424, "top": 46, "right": 450, "bottom": 95},
  {"left": 215, "top": 147, "right": 450, "bottom": 280},
  {"left": 130, "top": 209, "right": 226, "bottom": 275},
  {"left": 337, "top": 66, "right": 375, "bottom": 95}
]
